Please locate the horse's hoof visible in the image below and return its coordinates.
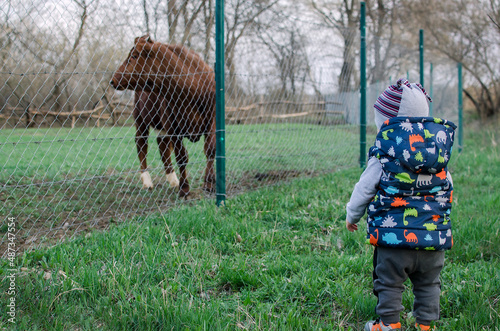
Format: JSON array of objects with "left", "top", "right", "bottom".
[
  {"left": 202, "top": 185, "right": 215, "bottom": 194},
  {"left": 179, "top": 187, "right": 190, "bottom": 198},
  {"left": 203, "top": 180, "right": 215, "bottom": 193},
  {"left": 141, "top": 171, "right": 154, "bottom": 189},
  {"left": 166, "top": 172, "right": 180, "bottom": 188}
]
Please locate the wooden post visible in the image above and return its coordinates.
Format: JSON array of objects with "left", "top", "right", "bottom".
[
  {"left": 259, "top": 95, "right": 264, "bottom": 121},
  {"left": 26, "top": 106, "right": 31, "bottom": 128},
  {"left": 110, "top": 103, "right": 116, "bottom": 126},
  {"left": 97, "top": 100, "right": 104, "bottom": 127}
]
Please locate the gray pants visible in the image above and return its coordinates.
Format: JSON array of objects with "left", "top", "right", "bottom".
[{"left": 373, "top": 247, "right": 445, "bottom": 325}]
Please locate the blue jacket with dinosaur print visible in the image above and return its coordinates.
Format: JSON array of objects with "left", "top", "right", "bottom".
[{"left": 366, "top": 117, "right": 456, "bottom": 251}]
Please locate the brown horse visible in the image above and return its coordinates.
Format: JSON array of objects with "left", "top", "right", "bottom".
[
  {"left": 110, "top": 35, "right": 216, "bottom": 197},
  {"left": 133, "top": 91, "right": 179, "bottom": 191}
]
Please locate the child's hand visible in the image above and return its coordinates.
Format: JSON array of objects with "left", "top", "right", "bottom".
[{"left": 346, "top": 220, "right": 358, "bottom": 232}]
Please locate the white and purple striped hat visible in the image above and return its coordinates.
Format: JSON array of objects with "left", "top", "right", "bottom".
[{"left": 374, "top": 78, "right": 432, "bottom": 130}]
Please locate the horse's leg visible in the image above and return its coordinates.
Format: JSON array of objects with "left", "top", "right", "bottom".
[
  {"left": 172, "top": 136, "right": 190, "bottom": 197},
  {"left": 203, "top": 120, "right": 216, "bottom": 193},
  {"left": 157, "top": 130, "right": 179, "bottom": 188},
  {"left": 136, "top": 121, "right": 153, "bottom": 189}
]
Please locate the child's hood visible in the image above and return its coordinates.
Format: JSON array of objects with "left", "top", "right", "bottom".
[{"left": 373, "top": 117, "right": 457, "bottom": 174}]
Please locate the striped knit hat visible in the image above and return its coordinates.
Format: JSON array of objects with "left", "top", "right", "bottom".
[{"left": 374, "top": 78, "right": 432, "bottom": 130}]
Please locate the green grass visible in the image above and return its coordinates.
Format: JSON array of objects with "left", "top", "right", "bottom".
[
  {"left": 0, "top": 123, "right": 359, "bottom": 184},
  {"left": 1, "top": 124, "right": 499, "bottom": 330},
  {"left": 0, "top": 123, "right": 360, "bottom": 250}
]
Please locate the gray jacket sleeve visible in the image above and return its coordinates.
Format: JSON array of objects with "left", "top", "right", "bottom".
[
  {"left": 447, "top": 171, "right": 454, "bottom": 187},
  {"left": 346, "top": 156, "right": 382, "bottom": 225}
]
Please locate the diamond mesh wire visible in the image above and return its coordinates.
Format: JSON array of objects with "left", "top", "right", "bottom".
[
  {"left": 363, "top": 33, "right": 460, "bottom": 132},
  {"left": 223, "top": 8, "right": 360, "bottom": 195},
  {"left": 1, "top": 0, "right": 362, "bottom": 255}
]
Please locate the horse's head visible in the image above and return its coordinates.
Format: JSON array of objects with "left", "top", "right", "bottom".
[{"left": 110, "top": 35, "right": 159, "bottom": 92}]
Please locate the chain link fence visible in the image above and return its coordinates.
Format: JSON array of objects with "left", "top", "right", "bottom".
[
  {"left": 222, "top": 7, "right": 360, "bottom": 195},
  {"left": 1, "top": 1, "right": 362, "bottom": 255},
  {"left": 360, "top": 61, "right": 460, "bottom": 127},
  {"left": 359, "top": 30, "right": 461, "bottom": 144},
  {"left": 1, "top": 1, "right": 461, "bottom": 256}
]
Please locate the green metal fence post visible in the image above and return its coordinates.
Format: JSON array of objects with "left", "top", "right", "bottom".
[
  {"left": 215, "top": 0, "right": 226, "bottom": 206},
  {"left": 419, "top": 29, "right": 424, "bottom": 87},
  {"left": 360, "top": 2, "right": 366, "bottom": 168},
  {"left": 458, "top": 62, "right": 463, "bottom": 152},
  {"left": 429, "top": 62, "right": 433, "bottom": 116}
]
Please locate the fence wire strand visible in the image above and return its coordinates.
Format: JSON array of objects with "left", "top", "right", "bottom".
[
  {"left": 1, "top": 1, "right": 458, "bottom": 256},
  {"left": 0, "top": 1, "right": 363, "bottom": 256}
]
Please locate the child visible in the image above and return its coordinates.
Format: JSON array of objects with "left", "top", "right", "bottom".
[{"left": 345, "top": 78, "right": 456, "bottom": 331}]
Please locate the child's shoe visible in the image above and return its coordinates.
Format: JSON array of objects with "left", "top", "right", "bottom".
[
  {"left": 415, "top": 323, "right": 436, "bottom": 330},
  {"left": 364, "top": 318, "right": 401, "bottom": 331}
]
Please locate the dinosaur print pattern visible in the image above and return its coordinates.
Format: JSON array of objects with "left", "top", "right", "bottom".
[
  {"left": 367, "top": 117, "right": 456, "bottom": 251},
  {"left": 409, "top": 134, "right": 424, "bottom": 151},
  {"left": 391, "top": 197, "right": 408, "bottom": 207},
  {"left": 436, "top": 130, "right": 447, "bottom": 143},
  {"left": 403, "top": 208, "right": 418, "bottom": 226},
  {"left": 424, "top": 129, "right": 435, "bottom": 139},
  {"left": 439, "top": 232, "right": 447, "bottom": 245},
  {"left": 404, "top": 230, "right": 418, "bottom": 243},
  {"left": 402, "top": 149, "right": 411, "bottom": 161},
  {"left": 423, "top": 223, "right": 438, "bottom": 231},
  {"left": 435, "top": 170, "right": 447, "bottom": 180},
  {"left": 437, "top": 149, "right": 445, "bottom": 163},
  {"left": 416, "top": 174, "right": 433, "bottom": 188},
  {"left": 400, "top": 120, "right": 414, "bottom": 132},
  {"left": 382, "top": 129, "right": 394, "bottom": 140},
  {"left": 381, "top": 215, "right": 397, "bottom": 228},
  {"left": 382, "top": 232, "right": 402, "bottom": 245},
  {"left": 385, "top": 186, "right": 400, "bottom": 195},
  {"left": 369, "top": 228, "right": 379, "bottom": 246},
  {"left": 395, "top": 172, "right": 415, "bottom": 184}
]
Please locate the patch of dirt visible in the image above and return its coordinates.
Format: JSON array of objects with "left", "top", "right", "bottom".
[
  {"left": 1, "top": 169, "right": 315, "bottom": 257},
  {"left": 254, "top": 170, "right": 301, "bottom": 182}
]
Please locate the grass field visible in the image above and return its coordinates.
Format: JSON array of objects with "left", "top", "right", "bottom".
[
  {"left": 0, "top": 123, "right": 360, "bottom": 254},
  {"left": 0, "top": 123, "right": 360, "bottom": 184},
  {"left": 1, "top": 123, "right": 499, "bottom": 330}
]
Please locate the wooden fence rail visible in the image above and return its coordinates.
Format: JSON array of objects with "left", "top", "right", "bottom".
[
  {"left": 0, "top": 101, "right": 134, "bottom": 128},
  {"left": 1, "top": 99, "right": 345, "bottom": 128}
]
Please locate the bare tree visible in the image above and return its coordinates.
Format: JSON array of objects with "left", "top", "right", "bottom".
[
  {"left": 143, "top": 0, "right": 217, "bottom": 61},
  {"left": 2, "top": 0, "right": 99, "bottom": 114},
  {"left": 202, "top": 0, "right": 214, "bottom": 62},
  {"left": 224, "top": 0, "right": 278, "bottom": 97},
  {"left": 142, "top": 0, "right": 151, "bottom": 35},
  {"left": 407, "top": 0, "right": 500, "bottom": 118},
  {"left": 311, "top": 0, "right": 359, "bottom": 92},
  {"left": 46, "top": 0, "right": 99, "bottom": 112},
  {"left": 488, "top": 0, "right": 500, "bottom": 31},
  {"left": 257, "top": 28, "right": 310, "bottom": 98},
  {"left": 364, "top": 0, "right": 406, "bottom": 83}
]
